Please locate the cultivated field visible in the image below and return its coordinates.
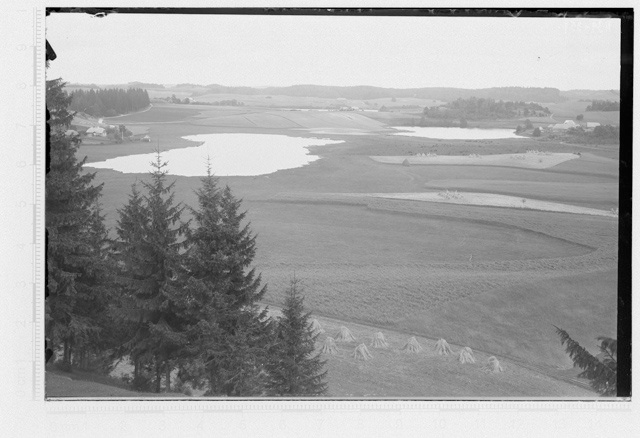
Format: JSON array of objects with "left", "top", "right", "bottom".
[{"left": 71, "top": 99, "right": 619, "bottom": 397}]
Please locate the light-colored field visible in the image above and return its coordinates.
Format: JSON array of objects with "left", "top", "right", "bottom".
[
  {"left": 361, "top": 191, "right": 616, "bottom": 217},
  {"left": 294, "top": 128, "right": 376, "bottom": 136},
  {"left": 422, "top": 180, "right": 618, "bottom": 210},
  {"left": 192, "top": 108, "right": 389, "bottom": 131},
  {"left": 370, "top": 151, "right": 579, "bottom": 169}
]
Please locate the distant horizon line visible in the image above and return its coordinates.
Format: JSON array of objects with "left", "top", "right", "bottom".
[{"left": 61, "top": 81, "right": 620, "bottom": 93}]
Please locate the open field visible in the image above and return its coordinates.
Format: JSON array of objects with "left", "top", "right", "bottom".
[
  {"left": 74, "top": 101, "right": 619, "bottom": 396},
  {"left": 422, "top": 180, "right": 618, "bottom": 210},
  {"left": 545, "top": 100, "right": 620, "bottom": 125},
  {"left": 370, "top": 151, "right": 579, "bottom": 170},
  {"left": 193, "top": 93, "right": 444, "bottom": 110},
  {"left": 357, "top": 191, "right": 616, "bottom": 217}
]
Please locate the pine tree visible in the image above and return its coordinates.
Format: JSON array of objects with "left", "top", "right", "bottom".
[
  {"left": 554, "top": 326, "right": 617, "bottom": 396},
  {"left": 114, "top": 154, "right": 190, "bottom": 391},
  {"left": 70, "top": 200, "right": 118, "bottom": 370},
  {"left": 112, "top": 182, "right": 152, "bottom": 384},
  {"left": 266, "top": 278, "right": 328, "bottom": 396},
  {"left": 46, "top": 78, "right": 108, "bottom": 367},
  {"left": 180, "top": 163, "right": 273, "bottom": 396}
]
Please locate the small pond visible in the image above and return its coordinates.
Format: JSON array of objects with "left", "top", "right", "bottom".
[
  {"left": 392, "top": 126, "right": 524, "bottom": 140},
  {"left": 85, "top": 133, "right": 344, "bottom": 176}
]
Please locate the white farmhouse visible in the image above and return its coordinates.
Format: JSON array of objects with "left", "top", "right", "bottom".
[
  {"left": 551, "top": 120, "right": 580, "bottom": 131},
  {"left": 86, "top": 126, "right": 106, "bottom": 137}
]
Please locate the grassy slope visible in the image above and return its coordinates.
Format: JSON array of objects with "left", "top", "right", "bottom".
[
  {"left": 295, "top": 311, "right": 596, "bottom": 398},
  {"left": 404, "top": 268, "right": 618, "bottom": 369},
  {"left": 46, "top": 312, "right": 596, "bottom": 398},
  {"left": 76, "top": 102, "right": 619, "bottom": 394},
  {"left": 46, "top": 371, "right": 186, "bottom": 398}
]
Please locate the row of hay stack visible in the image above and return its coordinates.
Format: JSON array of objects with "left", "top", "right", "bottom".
[{"left": 313, "top": 321, "right": 504, "bottom": 372}]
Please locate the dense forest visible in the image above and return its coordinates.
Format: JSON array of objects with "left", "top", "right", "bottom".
[
  {"left": 46, "top": 79, "right": 327, "bottom": 396},
  {"left": 69, "top": 87, "right": 150, "bottom": 117},
  {"left": 586, "top": 100, "right": 620, "bottom": 111},
  {"left": 422, "top": 97, "right": 551, "bottom": 121}
]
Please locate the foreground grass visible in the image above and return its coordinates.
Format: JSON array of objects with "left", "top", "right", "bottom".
[
  {"left": 46, "top": 369, "right": 186, "bottom": 398},
  {"left": 46, "top": 309, "right": 597, "bottom": 399},
  {"left": 306, "top": 313, "right": 596, "bottom": 398}
]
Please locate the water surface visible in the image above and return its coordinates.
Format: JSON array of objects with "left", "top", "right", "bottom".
[
  {"left": 392, "top": 126, "right": 524, "bottom": 140},
  {"left": 85, "top": 133, "right": 344, "bottom": 176}
]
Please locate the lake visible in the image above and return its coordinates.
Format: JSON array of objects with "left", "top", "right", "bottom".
[
  {"left": 85, "top": 133, "right": 344, "bottom": 176},
  {"left": 392, "top": 126, "right": 524, "bottom": 139}
]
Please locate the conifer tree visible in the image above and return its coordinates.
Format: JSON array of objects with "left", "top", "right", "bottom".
[
  {"left": 112, "top": 183, "right": 152, "bottom": 384},
  {"left": 46, "top": 78, "right": 108, "bottom": 367},
  {"left": 554, "top": 326, "right": 617, "bottom": 396},
  {"left": 180, "top": 163, "right": 273, "bottom": 395},
  {"left": 70, "top": 201, "right": 118, "bottom": 370},
  {"left": 114, "top": 154, "right": 189, "bottom": 391},
  {"left": 266, "top": 278, "right": 328, "bottom": 396}
]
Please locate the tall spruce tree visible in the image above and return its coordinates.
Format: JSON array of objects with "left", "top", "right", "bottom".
[
  {"left": 181, "top": 163, "right": 273, "bottom": 395},
  {"left": 112, "top": 183, "right": 152, "bottom": 385},
  {"left": 46, "top": 78, "right": 109, "bottom": 367},
  {"left": 266, "top": 278, "right": 328, "bottom": 396},
  {"left": 114, "top": 154, "right": 189, "bottom": 392}
]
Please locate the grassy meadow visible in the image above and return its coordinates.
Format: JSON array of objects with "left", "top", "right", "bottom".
[{"left": 69, "top": 98, "right": 619, "bottom": 397}]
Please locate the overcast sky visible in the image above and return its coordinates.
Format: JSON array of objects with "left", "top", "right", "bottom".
[{"left": 46, "top": 12, "right": 621, "bottom": 90}]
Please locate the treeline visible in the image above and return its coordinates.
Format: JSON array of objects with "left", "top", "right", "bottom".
[
  {"left": 563, "top": 124, "right": 619, "bottom": 144},
  {"left": 69, "top": 87, "right": 150, "bottom": 117},
  {"left": 162, "top": 95, "right": 245, "bottom": 106},
  {"left": 586, "top": 100, "right": 620, "bottom": 111},
  {"left": 46, "top": 78, "right": 327, "bottom": 397},
  {"left": 203, "top": 99, "right": 245, "bottom": 106},
  {"left": 422, "top": 97, "right": 551, "bottom": 121},
  {"left": 198, "top": 84, "right": 565, "bottom": 103}
]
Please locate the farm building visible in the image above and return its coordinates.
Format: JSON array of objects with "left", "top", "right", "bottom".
[
  {"left": 551, "top": 120, "right": 579, "bottom": 131},
  {"left": 586, "top": 122, "right": 601, "bottom": 130},
  {"left": 142, "top": 135, "right": 151, "bottom": 142},
  {"left": 86, "top": 126, "right": 106, "bottom": 137}
]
